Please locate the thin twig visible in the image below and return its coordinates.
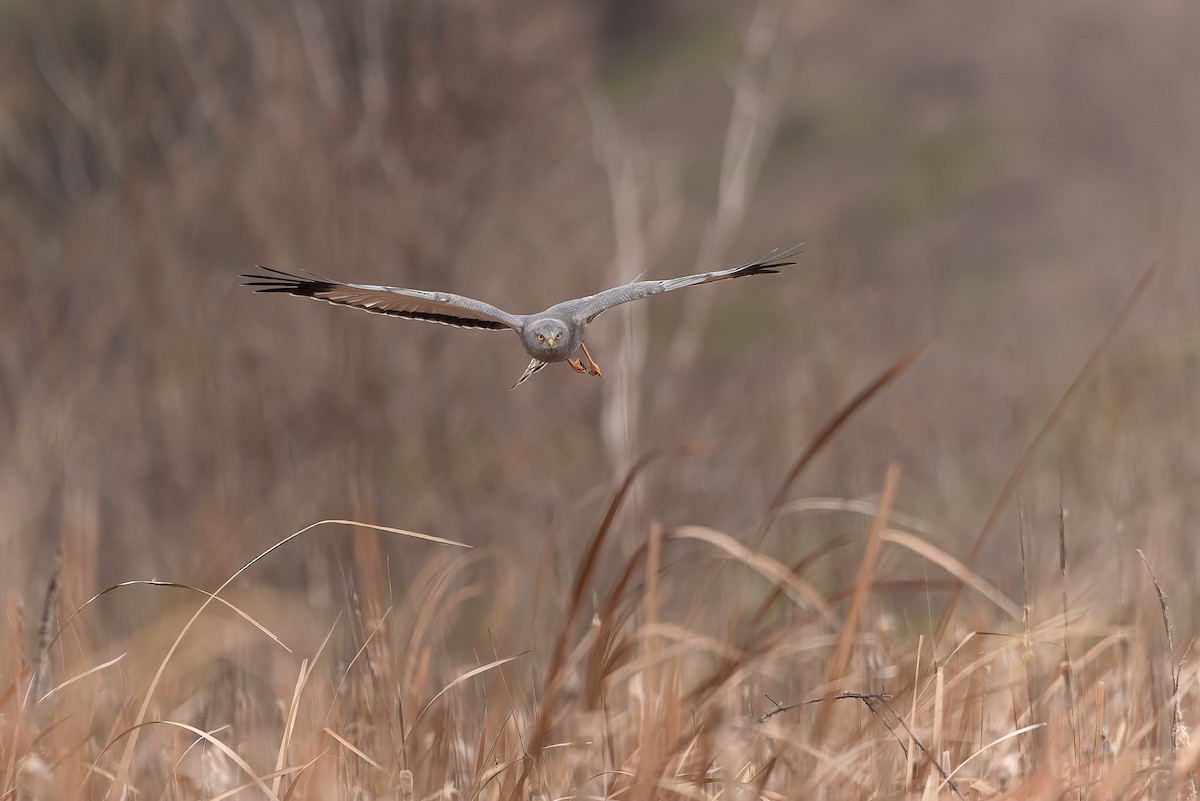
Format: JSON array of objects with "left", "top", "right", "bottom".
[
  {"left": 757, "top": 690, "right": 965, "bottom": 799},
  {"left": 756, "top": 690, "right": 892, "bottom": 723}
]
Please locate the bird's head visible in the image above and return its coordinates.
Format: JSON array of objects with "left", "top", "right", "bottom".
[{"left": 524, "top": 318, "right": 572, "bottom": 361}]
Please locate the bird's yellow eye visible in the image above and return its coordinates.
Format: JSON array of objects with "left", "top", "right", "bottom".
[{"left": 537, "top": 334, "right": 544, "bottom": 341}]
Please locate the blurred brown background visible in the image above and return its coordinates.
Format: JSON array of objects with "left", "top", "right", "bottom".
[{"left": 1, "top": 0, "right": 1197, "bottom": 627}]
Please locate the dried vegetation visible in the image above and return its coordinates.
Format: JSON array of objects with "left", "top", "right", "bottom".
[{"left": 1, "top": 1, "right": 1198, "bottom": 799}]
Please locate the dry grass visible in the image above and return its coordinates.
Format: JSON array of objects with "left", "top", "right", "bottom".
[
  {"left": 2, "top": 0, "right": 1200, "bottom": 799},
  {"left": 3, "top": 321, "right": 1197, "bottom": 798},
  {"left": 2, "top": 443, "right": 1197, "bottom": 799}
]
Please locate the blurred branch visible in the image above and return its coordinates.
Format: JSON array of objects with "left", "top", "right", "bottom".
[
  {"left": 590, "top": 97, "right": 681, "bottom": 480},
  {"left": 293, "top": 0, "right": 346, "bottom": 111},
  {"left": 658, "top": 1, "right": 791, "bottom": 400},
  {"left": 30, "top": 17, "right": 124, "bottom": 187},
  {"left": 0, "top": 120, "right": 62, "bottom": 210},
  {"left": 349, "top": 0, "right": 390, "bottom": 160},
  {"left": 168, "top": 1, "right": 231, "bottom": 141}
]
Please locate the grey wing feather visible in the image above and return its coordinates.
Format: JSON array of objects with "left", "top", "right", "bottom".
[
  {"left": 572, "top": 245, "right": 803, "bottom": 323},
  {"left": 241, "top": 267, "right": 525, "bottom": 331}
]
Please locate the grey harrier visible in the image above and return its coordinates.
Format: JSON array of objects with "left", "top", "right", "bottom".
[{"left": 242, "top": 245, "right": 801, "bottom": 388}]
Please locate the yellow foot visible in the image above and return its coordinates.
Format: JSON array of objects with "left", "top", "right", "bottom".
[
  {"left": 567, "top": 358, "right": 587, "bottom": 374},
  {"left": 581, "top": 343, "right": 602, "bottom": 377}
]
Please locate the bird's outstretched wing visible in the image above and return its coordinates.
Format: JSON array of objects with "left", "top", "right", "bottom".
[
  {"left": 568, "top": 245, "right": 803, "bottom": 323},
  {"left": 241, "top": 267, "right": 525, "bottom": 332}
]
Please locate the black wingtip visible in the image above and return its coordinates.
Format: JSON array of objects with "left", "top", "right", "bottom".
[
  {"left": 736, "top": 260, "right": 795, "bottom": 276},
  {"left": 731, "top": 244, "right": 803, "bottom": 274},
  {"left": 240, "top": 265, "right": 336, "bottom": 296},
  {"left": 759, "top": 244, "right": 804, "bottom": 263}
]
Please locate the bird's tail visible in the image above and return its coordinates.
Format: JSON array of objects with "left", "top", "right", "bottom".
[{"left": 510, "top": 358, "right": 547, "bottom": 390}]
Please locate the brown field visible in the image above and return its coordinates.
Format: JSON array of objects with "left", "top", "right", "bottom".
[{"left": 1, "top": 1, "right": 1198, "bottom": 798}]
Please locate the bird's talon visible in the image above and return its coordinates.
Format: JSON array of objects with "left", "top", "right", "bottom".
[
  {"left": 580, "top": 342, "right": 602, "bottom": 377},
  {"left": 568, "top": 358, "right": 586, "bottom": 374}
]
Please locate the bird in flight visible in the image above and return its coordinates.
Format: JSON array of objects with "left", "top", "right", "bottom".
[{"left": 242, "top": 245, "right": 801, "bottom": 389}]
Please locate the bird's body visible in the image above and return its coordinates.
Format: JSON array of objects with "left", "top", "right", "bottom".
[{"left": 242, "top": 245, "right": 801, "bottom": 387}]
